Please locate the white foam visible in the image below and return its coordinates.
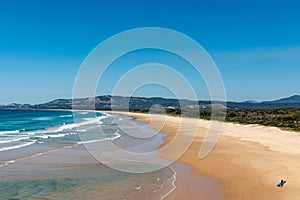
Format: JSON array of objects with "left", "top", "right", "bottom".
[
  {"left": 0, "top": 160, "right": 15, "bottom": 168},
  {"left": 0, "top": 136, "right": 29, "bottom": 144},
  {"left": 78, "top": 111, "right": 88, "bottom": 114},
  {"left": 160, "top": 167, "right": 177, "bottom": 200},
  {"left": 19, "top": 114, "right": 109, "bottom": 136},
  {"left": 59, "top": 114, "right": 73, "bottom": 118},
  {"left": 0, "top": 140, "right": 36, "bottom": 152},
  {"left": 82, "top": 117, "right": 95, "bottom": 121},
  {"left": 0, "top": 130, "right": 20, "bottom": 135},
  {"left": 0, "top": 113, "right": 110, "bottom": 152},
  {"left": 77, "top": 134, "right": 121, "bottom": 144},
  {"left": 46, "top": 115, "right": 109, "bottom": 133},
  {"left": 0, "top": 144, "right": 77, "bottom": 168},
  {"left": 35, "top": 133, "right": 67, "bottom": 139},
  {"left": 34, "top": 117, "right": 53, "bottom": 121},
  {"left": 34, "top": 132, "right": 77, "bottom": 139}
]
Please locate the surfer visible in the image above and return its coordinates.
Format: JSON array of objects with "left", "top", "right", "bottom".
[{"left": 277, "top": 179, "right": 286, "bottom": 187}]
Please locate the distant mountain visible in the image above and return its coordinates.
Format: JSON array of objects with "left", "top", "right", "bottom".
[
  {"left": 269, "top": 95, "right": 300, "bottom": 104},
  {"left": 243, "top": 100, "right": 260, "bottom": 104},
  {"left": 226, "top": 95, "right": 300, "bottom": 109},
  {"left": 1, "top": 95, "right": 300, "bottom": 110}
]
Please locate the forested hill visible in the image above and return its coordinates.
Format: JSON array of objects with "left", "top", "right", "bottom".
[
  {"left": 2, "top": 95, "right": 300, "bottom": 131},
  {"left": 1, "top": 95, "right": 300, "bottom": 110}
]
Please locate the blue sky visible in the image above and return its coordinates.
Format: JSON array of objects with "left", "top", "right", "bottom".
[{"left": 0, "top": 0, "right": 299, "bottom": 104}]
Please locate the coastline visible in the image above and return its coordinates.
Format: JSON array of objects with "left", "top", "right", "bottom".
[
  {"left": 3, "top": 108, "right": 300, "bottom": 199},
  {"left": 110, "top": 111, "right": 300, "bottom": 200},
  {"left": 0, "top": 110, "right": 178, "bottom": 199}
]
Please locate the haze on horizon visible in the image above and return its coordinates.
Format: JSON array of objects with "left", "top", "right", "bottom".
[{"left": 0, "top": 0, "right": 299, "bottom": 105}]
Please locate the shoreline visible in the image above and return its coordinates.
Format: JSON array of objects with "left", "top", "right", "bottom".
[
  {"left": 111, "top": 111, "right": 300, "bottom": 200},
  {"left": 107, "top": 111, "right": 225, "bottom": 199},
  {"left": 2, "top": 107, "right": 300, "bottom": 133},
  {"left": 0, "top": 109, "right": 180, "bottom": 200},
  {"left": 42, "top": 109, "right": 225, "bottom": 199},
  {"left": 3, "top": 108, "right": 300, "bottom": 133},
  {"left": 3, "top": 108, "right": 300, "bottom": 199}
]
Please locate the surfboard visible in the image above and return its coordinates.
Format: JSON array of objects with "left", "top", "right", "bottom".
[{"left": 277, "top": 180, "right": 286, "bottom": 187}]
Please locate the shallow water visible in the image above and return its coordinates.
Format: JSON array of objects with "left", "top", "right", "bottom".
[
  {"left": 0, "top": 164, "right": 175, "bottom": 200},
  {"left": 0, "top": 109, "right": 176, "bottom": 199}
]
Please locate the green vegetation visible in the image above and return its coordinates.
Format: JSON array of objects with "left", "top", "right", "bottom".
[
  {"left": 2, "top": 95, "right": 300, "bottom": 131},
  {"left": 133, "top": 108, "right": 300, "bottom": 132},
  {"left": 225, "top": 108, "right": 300, "bottom": 131}
]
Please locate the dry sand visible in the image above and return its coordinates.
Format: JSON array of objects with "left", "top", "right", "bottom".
[{"left": 110, "top": 112, "right": 300, "bottom": 200}]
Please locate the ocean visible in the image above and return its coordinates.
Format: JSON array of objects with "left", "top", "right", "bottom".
[{"left": 0, "top": 109, "right": 175, "bottom": 199}]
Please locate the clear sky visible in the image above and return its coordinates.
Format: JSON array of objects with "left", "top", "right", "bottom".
[{"left": 0, "top": 0, "right": 299, "bottom": 104}]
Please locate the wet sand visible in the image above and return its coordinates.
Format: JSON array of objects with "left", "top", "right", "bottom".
[
  {"left": 0, "top": 143, "right": 176, "bottom": 200},
  {"left": 1, "top": 112, "right": 206, "bottom": 200},
  {"left": 165, "top": 162, "right": 223, "bottom": 200},
  {"left": 112, "top": 112, "right": 300, "bottom": 200}
]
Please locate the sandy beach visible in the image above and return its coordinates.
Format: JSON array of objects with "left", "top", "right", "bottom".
[
  {"left": 0, "top": 111, "right": 180, "bottom": 200},
  {"left": 112, "top": 111, "right": 300, "bottom": 200}
]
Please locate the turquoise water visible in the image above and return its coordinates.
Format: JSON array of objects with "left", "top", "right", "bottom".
[
  {"left": 0, "top": 109, "right": 74, "bottom": 132},
  {"left": 0, "top": 165, "right": 175, "bottom": 200},
  {"left": 0, "top": 109, "right": 175, "bottom": 199},
  {"left": 0, "top": 109, "right": 118, "bottom": 153}
]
